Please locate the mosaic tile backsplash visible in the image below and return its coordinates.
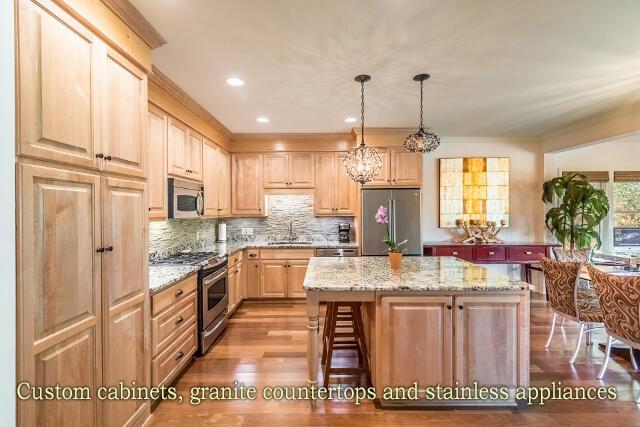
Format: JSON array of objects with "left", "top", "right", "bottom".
[{"left": 149, "top": 195, "right": 355, "bottom": 258}]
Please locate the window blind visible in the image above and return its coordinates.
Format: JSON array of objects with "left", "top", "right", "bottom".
[
  {"left": 613, "top": 171, "right": 640, "bottom": 182},
  {"left": 561, "top": 171, "right": 609, "bottom": 182}
]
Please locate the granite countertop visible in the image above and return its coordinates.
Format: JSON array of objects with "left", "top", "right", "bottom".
[
  {"left": 303, "top": 256, "right": 534, "bottom": 292},
  {"left": 194, "top": 240, "right": 359, "bottom": 257},
  {"left": 149, "top": 265, "right": 199, "bottom": 295}
]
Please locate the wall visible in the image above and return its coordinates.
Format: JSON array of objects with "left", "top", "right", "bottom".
[
  {"left": 550, "top": 137, "right": 640, "bottom": 173},
  {"left": 1, "top": 0, "right": 16, "bottom": 422},
  {"left": 422, "top": 137, "right": 545, "bottom": 243},
  {"left": 149, "top": 195, "right": 354, "bottom": 257}
]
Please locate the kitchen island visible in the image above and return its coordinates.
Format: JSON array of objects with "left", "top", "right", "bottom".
[{"left": 303, "top": 256, "right": 532, "bottom": 407}]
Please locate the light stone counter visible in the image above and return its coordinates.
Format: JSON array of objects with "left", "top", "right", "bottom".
[{"left": 304, "top": 256, "right": 533, "bottom": 292}]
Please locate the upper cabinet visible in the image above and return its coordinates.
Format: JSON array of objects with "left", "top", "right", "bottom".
[
  {"left": 167, "top": 118, "right": 202, "bottom": 182},
  {"left": 147, "top": 105, "right": 168, "bottom": 220},
  {"left": 314, "top": 152, "right": 357, "bottom": 216},
  {"left": 218, "top": 149, "right": 232, "bottom": 217},
  {"left": 101, "top": 48, "right": 147, "bottom": 178},
  {"left": 17, "top": 0, "right": 147, "bottom": 179},
  {"left": 232, "top": 153, "right": 264, "bottom": 216},
  {"left": 263, "top": 153, "right": 315, "bottom": 188},
  {"left": 203, "top": 141, "right": 232, "bottom": 218},
  {"left": 364, "top": 147, "right": 422, "bottom": 188}
]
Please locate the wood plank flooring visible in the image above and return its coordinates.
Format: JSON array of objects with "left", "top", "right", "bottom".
[{"left": 147, "top": 294, "right": 640, "bottom": 426}]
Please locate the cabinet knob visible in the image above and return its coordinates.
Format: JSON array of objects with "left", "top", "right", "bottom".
[
  {"left": 175, "top": 315, "right": 184, "bottom": 325},
  {"left": 446, "top": 305, "right": 452, "bottom": 310},
  {"left": 175, "top": 289, "right": 184, "bottom": 297},
  {"left": 104, "top": 155, "right": 112, "bottom": 161},
  {"left": 95, "top": 153, "right": 104, "bottom": 159},
  {"left": 249, "top": 253, "right": 257, "bottom": 257},
  {"left": 96, "top": 247, "right": 105, "bottom": 253},
  {"left": 458, "top": 305, "right": 464, "bottom": 310},
  {"left": 105, "top": 246, "right": 113, "bottom": 252},
  {"left": 174, "top": 351, "right": 184, "bottom": 361},
  {"left": 525, "top": 251, "right": 532, "bottom": 255},
  {"left": 488, "top": 251, "right": 495, "bottom": 255},
  {"left": 452, "top": 251, "right": 458, "bottom": 255}
]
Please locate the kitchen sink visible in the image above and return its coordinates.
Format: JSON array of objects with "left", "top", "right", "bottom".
[{"left": 268, "top": 241, "right": 312, "bottom": 245}]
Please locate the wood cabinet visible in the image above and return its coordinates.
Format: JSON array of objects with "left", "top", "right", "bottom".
[
  {"left": 454, "top": 295, "right": 527, "bottom": 387},
  {"left": 232, "top": 153, "right": 264, "bottom": 216},
  {"left": 315, "top": 152, "right": 357, "bottom": 216},
  {"left": 263, "top": 153, "right": 314, "bottom": 188},
  {"left": 364, "top": 148, "right": 422, "bottom": 187},
  {"left": 203, "top": 141, "right": 232, "bottom": 217},
  {"left": 287, "top": 259, "right": 309, "bottom": 298},
  {"left": 246, "top": 260, "right": 261, "bottom": 298},
  {"left": 423, "top": 243, "right": 556, "bottom": 265},
  {"left": 260, "top": 260, "right": 288, "bottom": 298},
  {"left": 217, "top": 149, "right": 232, "bottom": 217},
  {"left": 377, "top": 294, "right": 528, "bottom": 391},
  {"left": 379, "top": 296, "right": 453, "bottom": 387},
  {"left": 167, "top": 118, "right": 202, "bottom": 182},
  {"left": 251, "top": 250, "right": 311, "bottom": 299},
  {"left": 101, "top": 177, "right": 149, "bottom": 427},
  {"left": 148, "top": 105, "right": 168, "bottom": 220},
  {"left": 186, "top": 131, "right": 203, "bottom": 181},
  {"left": 101, "top": 48, "right": 147, "bottom": 178},
  {"left": 17, "top": 163, "right": 102, "bottom": 426},
  {"left": 228, "top": 261, "right": 245, "bottom": 313}
]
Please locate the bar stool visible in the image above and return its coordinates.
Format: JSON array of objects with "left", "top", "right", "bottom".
[{"left": 321, "top": 302, "right": 371, "bottom": 387}]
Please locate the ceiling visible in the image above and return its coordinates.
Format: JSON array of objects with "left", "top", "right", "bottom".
[{"left": 131, "top": 0, "right": 640, "bottom": 136}]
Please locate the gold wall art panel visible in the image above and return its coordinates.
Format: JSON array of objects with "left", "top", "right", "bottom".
[{"left": 439, "top": 157, "right": 509, "bottom": 228}]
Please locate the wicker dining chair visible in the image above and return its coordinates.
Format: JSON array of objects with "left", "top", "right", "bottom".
[
  {"left": 539, "top": 256, "right": 604, "bottom": 364},
  {"left": 587, "top": 265, "right": 640, "bottom": 395},
  {"left": 552, "top": 247, "right": 593, "bottom": 264}
]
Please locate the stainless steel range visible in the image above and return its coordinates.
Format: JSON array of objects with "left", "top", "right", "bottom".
[{"left": 150, "top": 251, "right": 229, "bottom": 355}]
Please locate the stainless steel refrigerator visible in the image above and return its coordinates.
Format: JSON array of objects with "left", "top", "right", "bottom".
[{"left": 361, "top": 189, "right": 422, "bottom": 256}]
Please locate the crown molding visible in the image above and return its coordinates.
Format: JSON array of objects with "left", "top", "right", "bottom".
[
  {"left": 230, "top": 133, "right": 355, "bottom": 152},
  {"left": 101, "top": 0, "right": 166, "bottom": 48}
]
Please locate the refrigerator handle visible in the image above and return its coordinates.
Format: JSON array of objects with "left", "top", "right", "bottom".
[
  {"left": 391, "top": 198, "right": 397, "bottom": 244},
  {"left": 387, "top": 198, "right": 393, "bottom": 242}
]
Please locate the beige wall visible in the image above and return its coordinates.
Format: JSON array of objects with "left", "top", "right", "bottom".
[
  {"left": 550, "top": 137, "right": 640, "bottom": 173},
  {"left": 421, "top": 137, "right": 545, "bottom": 243}
]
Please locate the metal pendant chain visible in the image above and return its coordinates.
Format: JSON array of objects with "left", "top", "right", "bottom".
[{"left": 360, "top": 81, "right": 365, "bottom": 146}]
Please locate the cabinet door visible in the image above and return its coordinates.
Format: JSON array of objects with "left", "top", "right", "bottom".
[
  {"left": 334, "top": 153, "right": 357, "bottom": 216},
  {"left": 289, "top": 153, "right": 315, "bottom": 188},
  {"left": 232, "top": 154, "right": 264, "bottom": 215},
  {"left": 102, "top": 48, "right": 147, "bottom": 178},
  {"left": 287, "top": 259, "right": 308, "bottom": 298},
  {"left": 246, "top": 260, "right": 261, "bottom": 298},
  {"left": 364, "top": 148, "right": 391, "bottom": 186},
  {"left": 260, "top": 260, "right": 288, "bottom": 298},
  {"left": 147, "top": 105, "right": 168, "bottom": 220},
  {"left": 187, "top": 130, "right": 203, "bottom": 182},
  {"left": 217, "top": 149, "right": 232, "bottom": 217},
  {"left": 17, "top": 163, "right": 102, "bottom": 426},
  {"left": 263, "top": 153, "right": 289, "bottom": 188},
  {"left": 314, "top": 153, "right": 335, "bottom": 215},
  {"left": 228, "top": 267, "right": 238, "bottom": 312},
  {"left": 101, "top": 178, "right": 149, "bottom": 426},
  {"left": 454, "top": 295, "right": 526, "bottom": 387},
  {"left": 18, "top": 0, "right": 101, "bottom": 169},
  {"left": 167, "top": 118, "right": 189, "bottom": 178},
  {"left": 379, "top": 296, "right": 453, "bottom": 388},
  {"left": 203, "top": 141, "right": 219, "bottom": 216},
  {"left": 390, "top": 148, "right": 422, "bottom": 187}
]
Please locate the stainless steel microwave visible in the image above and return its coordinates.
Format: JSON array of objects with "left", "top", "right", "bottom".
[{"left": 168, "top": 178, "right": 204, "bottom": 219}]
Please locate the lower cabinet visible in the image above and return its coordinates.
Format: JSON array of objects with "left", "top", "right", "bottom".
[
  {"left": 260, "top": 260, "right": 288, "bottom": 298},
  {"left": 228, "top": 260, "right": 245, "bottom": 313},
  {"left": 287, "top": 259, "right": 309, "bottom": 298},
  {"left": 377, "top": 294, "right": 527, "bottom": 390}
]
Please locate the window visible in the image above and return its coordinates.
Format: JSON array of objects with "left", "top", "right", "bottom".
[{"left": 613, "top": 181, "right": 640, "bottom": 228}]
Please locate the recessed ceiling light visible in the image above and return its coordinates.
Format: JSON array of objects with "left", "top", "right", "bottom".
[
  {"left": 344, "top": 117, "right": 357, "bottom": 123},
  {"left": 256, "top": 116, "right": 270, "bottom": 123},
  {"left": 226, "top": 77, "right": 245, "bottom": 86}
]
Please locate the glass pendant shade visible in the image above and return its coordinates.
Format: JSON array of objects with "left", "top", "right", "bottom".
[
  {"left": 344, "top": 74, "right": 382, "bottom": 184},
  {"left": 404, "top": 73, "right": 440, "bottom": 153}
]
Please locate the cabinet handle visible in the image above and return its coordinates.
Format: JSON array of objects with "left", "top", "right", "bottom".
[
  {"left": 525, "top": 251, "right": 532, "bottom": 255},
  {"left": 488, "top": 251, "right": 495, "bottom": 255},
  {"left": 104, "top": 155, "right": 112, "bottom": 161},
  {"left": 96, "top": 247, "right": 105, "bottom": 253},
  {"left": 95, "top": 153, "right": 104, "bottom": 159},
  {"left": 175, "top": 289, "right": 184, "bottom": 297},
  {"left": 174, "top": 351, "right": 184, "bottom": 361},
  {"left": 235, "top": 269, "right": 239, "bottom": 274},
  {"left": 458, "top": 305, "right": 464, "bottom": 310},
  {"left": 452, "top": 251, "right": 458, "bottom": 255},
  {"left": 175, "top": 315, "right": 184, "bottom": 325},
  {"left": 105, "top": 246, "right": 113, "bottom": 252},
  {"left": 254, "top": 264, "right": 258, "bottom": 268},
  {"left": 249, "top": 253, "right": 257, "bottom": 257},
  {"left": 446, "top": 305, "right": 452, "bottom": 310}
]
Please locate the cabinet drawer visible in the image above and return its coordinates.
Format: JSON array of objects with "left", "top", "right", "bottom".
[
  {"left": 152, "top": 321, "right": 197, "bottom": 386},
  {"left": 152, "top": 275, "right": 197, "bottom": 316},
  {"left": 475, "top": 246, "right": 506, "bottom": 262},
  {"left": 229, "top": 250, "right": 243, "bottom": 266},
  {"left": 246, "top": 249, "right": 260, "bottom": 260},
  {"left": 507, "top": 246, "right": 546, "bottom": 262},
  {"left": 433, "top": 246, "right": 474, "bottom": 261},
  {"left": 261, "top": 249, "right": 315, "bottom": 259},
  {"left": 151, "top": 294, "right": 197, "bottom": 357}
]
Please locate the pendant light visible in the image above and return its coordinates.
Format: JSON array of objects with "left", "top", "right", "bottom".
[
  {"left": 344, "top": 74, "right": 383, "bottom": 184},
  {"left": 403, "top": 73, "right": 440, "bottom": 153}
]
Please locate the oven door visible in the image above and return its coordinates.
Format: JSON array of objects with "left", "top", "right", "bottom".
[{"left": 201, "top": 267, "right": 228, "bottom": 328}]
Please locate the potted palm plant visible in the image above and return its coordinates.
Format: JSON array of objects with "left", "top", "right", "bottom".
[
  {"left": 542, "top": 173, "right": 609, "bottom": 250},
  {"left": 375, "top": 205, "right": 407, "bottom": 269}
]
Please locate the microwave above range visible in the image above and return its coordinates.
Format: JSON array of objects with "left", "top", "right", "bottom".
[{"left": 168, "top": 177, "right": 204, "bottom": 219}]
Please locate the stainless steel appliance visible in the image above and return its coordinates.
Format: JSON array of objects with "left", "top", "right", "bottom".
[
  {"left": 338, "top": 223, "right": 351, "bottom": 243},
  {"left": 361, "top": 188, "right": 422, "bottom": 256},
  {"left": 150, "top": 251, "right": 228, "bottom": 355},
  {"left": 315, "top": 248, "right": 358, "bottom": 257},
  {"left": 168, "top": 177, "right": 204, "bottom": 219}
]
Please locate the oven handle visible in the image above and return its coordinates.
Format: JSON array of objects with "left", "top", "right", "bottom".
[{"left": 202, "top": 268, "right": 227, "bottom": 286}]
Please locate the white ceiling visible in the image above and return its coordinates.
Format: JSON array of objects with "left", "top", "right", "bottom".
[{"left": 132, "top": 0, "right": 640, "bottom": 136}]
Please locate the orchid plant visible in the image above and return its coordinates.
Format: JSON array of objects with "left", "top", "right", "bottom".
[{"left": 375, "top": 205, "right": 408, "bottom": 253}]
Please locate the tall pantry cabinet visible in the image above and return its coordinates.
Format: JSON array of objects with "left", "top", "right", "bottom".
[{"left": 16, "top": 0, "right": 150, "bottom": 425}]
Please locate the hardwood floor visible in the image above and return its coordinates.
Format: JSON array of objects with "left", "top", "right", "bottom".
[{"left": 147, "top": 294, "right": 640, "bottom": 426}]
